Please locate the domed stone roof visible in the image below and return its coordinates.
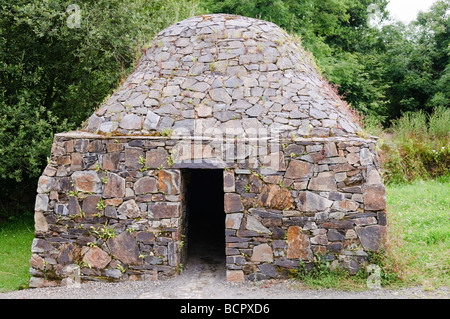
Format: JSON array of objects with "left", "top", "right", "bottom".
[{"left": 83, "top": 14, "right": 361, "bottom": 138}]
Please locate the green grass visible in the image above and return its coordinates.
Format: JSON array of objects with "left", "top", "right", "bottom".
[
  {"left": 385, "top": 176, "right": 450, "bottom": 289},
  {"left": 0, "top": 214, "right": 34, "bottom": 292}
]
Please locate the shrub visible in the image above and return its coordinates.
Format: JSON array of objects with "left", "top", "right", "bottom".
[{"left": 375, "top": 107, "right": 450, "bottom": 184}]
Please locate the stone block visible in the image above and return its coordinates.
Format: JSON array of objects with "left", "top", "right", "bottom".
[
  {"left": 227, "top": 270, "right": 245, "bottom": 282},
  {"left": 102, "top": 152, "right": 120, "bottom": 171},
  {"left": 107, "top": 232, "right": 142, "bottom": 265},
  {"left": 35, "top": 194, "right": 49, "bottom": 212},
  {"left": 245, "top": 215, "right": 270, "bottom": 234},
  {"left": 119, "top": 114, "right": 142, "bottom": 130},
  {"left": 251, "top": 243, "right": 273, "bottom": 262},
  {"left": 118, "top": 199, "right": 141, "bottom": 219},
  {"left": 103, "top": 173, "right": 126, "bottom": 198},
  {"left": 65, "top": 197, "right": 80, "bottom": 217},
  {"left": 31, "top": 238, "right": 52, "bottom": 253},
  {"left": 158, "top": 170, "right": 180, "bottom": 195},
  {"left": 335, "top": 199, "right": 359, "bottom": 211},
  {"left": 258, "top": 263, "right": 277, "bottom": 278},
  {"left": 223, "top": 170, "right": 235, "bottom": 192},
  {"left": 355, "top": 225, "right": 387, "bottom": 251},
  {"left": 286, "top": 226, "right": 313, "bottom": 260},
  {"left": 308, "top": 171, "right": 337, "bottom": 191},
  {"left": 82, "top": 246, "right": 111, "bottom": 269},
  {"left": 37, "top": 176, "right": 55, "bottom": 194},
  {"left": 34, "top": 212, "right": 48, "bottom": 232},
  {"left": 225, "top": 213, "right": 243, "bottom": 229},
  {"left": 346, "top": 153, "right": 360, "bottom": 165},
  {"left": 224, "top": 193, "right": 244, "bottom": 213},
  {"left": 364, "top": 184, "right": 386, "bottom": 211},
  {"left": 82, "top": 195, "right": 102, "bottom": 217},
  {"left": 297, "top": 191, "right": 333, "bottom": 212},
  {"left": 210, "top": 87, "right": 232, "bottom": 104},
  {"left": 143, "top": 110, "right": 161, "bottom": 130},
  {"left": 367, "top": 168, "right": 382, "bottom": 185},
  {"left": 125, "top": 147, "right": 144, "bottom": 169},
  {"left": 257, "top": 184, "right": 294, "bottom": 210},
  {"left": 135, "top": 176, "right": 157, "bottom": 195},
  {"left": 146, "top": 148, "right": 169, "bottom": 169},
  {"left": 71, "top": 171, "right": 102, "bottom": 193},
  {"left": 149, "top": 202, "right": 181, "bottom": 218},
  {"left": 284, "top": 159, "right": 313, "bottom": 179},
  {"left": 360, "top": 148, "right": 373, "bottom": 166}
]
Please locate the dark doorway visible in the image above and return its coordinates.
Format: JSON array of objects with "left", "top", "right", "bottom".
[{"left": 182, "top": 169, "right": 225, "bottom": 266}]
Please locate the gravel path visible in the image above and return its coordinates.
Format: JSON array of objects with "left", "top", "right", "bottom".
[{"left": 1, "top": 256, "right": 448, "bottom": 299}]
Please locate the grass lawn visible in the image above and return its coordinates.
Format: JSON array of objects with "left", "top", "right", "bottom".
[
  {"left": 0, "top": 178, "right": 448, "bottom": 292},
  {"left": 385, "top": 176, "right": 450, "bottom": 289},
  {"left": 0, "top": 214, "right": 34, "bottom": 292}
]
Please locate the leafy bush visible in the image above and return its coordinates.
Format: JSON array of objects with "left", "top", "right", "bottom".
[{"left": 374, "top": 106, "right": 450, "bottom": 184}]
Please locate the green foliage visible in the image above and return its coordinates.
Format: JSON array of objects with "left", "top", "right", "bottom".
[
  {"left": 90, "top": 222, "right": 116, "bottom": 240},
  {"left": 0, "top": 213, "right": 34, "bottom": 292},
  {"left": 386, "top": 178, "right": 450, "bottom": 288},
  {"left": 379, "top": 1, "right": 449, "bottom": 120},
  {"left": 0, "top": 0, "right": 203, "bottom": 217},
  {"left": 0, "top": 0, "right": 202, "bottom": 183},
  {"left": 377, "top": 106, "right": 450, "bottom": 184}
]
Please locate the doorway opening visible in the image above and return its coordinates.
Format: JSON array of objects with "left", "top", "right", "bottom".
[{"left": 181, "top": 169, "right": 225, "bottom": 267}]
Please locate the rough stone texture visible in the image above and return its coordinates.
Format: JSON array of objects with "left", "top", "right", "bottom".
[
  {"left": 146, "top": 148, "right": 169, "bottom": 169},
  {"left": 71, "top": 171, "right": 102, "bottom": 193},
  {"left": 82, "top": 246, "right": 111, "bottom": 269},
  {"left": 149, "top": 202, "right": 181, "bottom": 218},
  {"left": 134, "top": 176, "right": 157, "bottom": 195},
  {"left": 251, "top": 244, "right": 273, "bottom": 262},
  {"left": 225, "top": 213, "right": 243, "bottom": 230},
  {"left": 287, "top": 226, "right": 313, "bottom": 260},
  {"left": 364, "top": 184, "right": 386, "bottom": 211},
  {"left": 82, "top": 195, "right": 102, "bottom": 217},
  {"left": 158, "top": 170, "right": 180, "bottom": 195},
  {"left": 298, "top": 191, "right": 333, "bottom": 212},
  {"left": 284, "top": 160, "right": 313, "bottom": 179},
  {"left": 103, "top": 173, "right": 126, "bottom": 198},
  {"left": 107, "top": 232, "right": 142, "bottom": 265},
  {"left": 257, "top": 184, "right": 294, "bottom": 210},
  {"left": 227, "top": 270, "right": 245, "bottom": 282},
  {"left": 308, "top": 171, "right": 337, "bottom": 191},
  {"left": 31, "top": 133, "right": 386, "bottom": 286},
  {"left": 82, "top": 14, "right": 360, "bottom": 138},
  {"left": 117, "top": 200, "right": 141, "bottom": 218},
  {"left": 224, "top": 193, "right": 244, "bottom": 213},
  {"left": 356, "top": 225, "right": 387, "bottom": 251}
]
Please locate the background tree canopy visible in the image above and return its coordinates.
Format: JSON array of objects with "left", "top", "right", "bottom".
[{"left": 0, "top": 0, "right": 448, "bottom": 218}]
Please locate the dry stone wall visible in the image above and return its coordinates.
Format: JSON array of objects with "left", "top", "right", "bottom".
[
  {"left": 30, "top": 131, "right": 386, "bottom": 287},
  {"left": 224, "top": 138, "right": 387, "bottom": 281}
]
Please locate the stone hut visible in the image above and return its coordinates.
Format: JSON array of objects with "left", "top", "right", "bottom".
[{"left": 30, "top": 14, "right": 387, "bottom": 287}]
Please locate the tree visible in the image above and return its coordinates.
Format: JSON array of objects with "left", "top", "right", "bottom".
[{"left": 379, "top": 0, "right": 449, "bottom": 120}]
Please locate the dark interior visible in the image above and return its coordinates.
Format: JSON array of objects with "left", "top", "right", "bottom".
[{"left": 183, "top": 169, "right": 225, "bottom": 265}]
